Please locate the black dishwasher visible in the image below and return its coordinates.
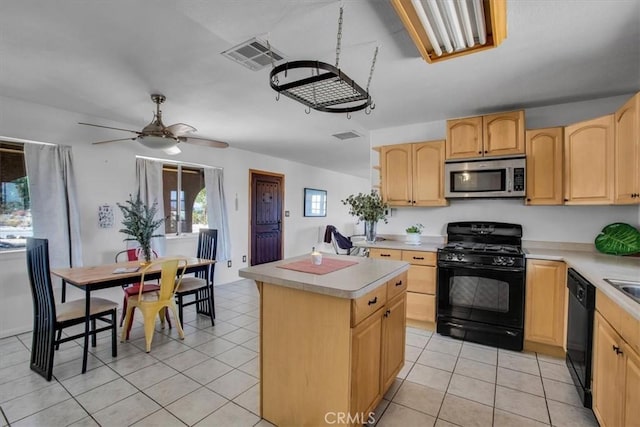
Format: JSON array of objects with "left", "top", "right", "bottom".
[{"left": 566, "top": 268, "right": 596, "bottom": 408}]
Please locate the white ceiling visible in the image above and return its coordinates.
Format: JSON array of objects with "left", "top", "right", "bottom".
[{"left": 1, "top": 0, "right": 638, "bottom": 178}]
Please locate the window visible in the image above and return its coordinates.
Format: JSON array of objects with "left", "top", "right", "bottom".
[
  {"left": 162, "top": 164, "right": 206, "bottom": 234},
  {"left": 0, "top": 142, "right": 32, "bottom": 251}
]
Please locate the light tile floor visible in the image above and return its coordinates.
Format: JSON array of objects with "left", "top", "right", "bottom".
[{"left": 0, "top": 279, "right": 599, "bottom": 427}]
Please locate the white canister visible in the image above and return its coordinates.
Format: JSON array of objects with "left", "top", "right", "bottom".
[{"left": 311, "top": 249, "right": 323, "bottom": 265}]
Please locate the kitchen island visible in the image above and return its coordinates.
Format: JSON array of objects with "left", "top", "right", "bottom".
[{"left": 239, "top": 254, "right": 409, "bottom": 427}]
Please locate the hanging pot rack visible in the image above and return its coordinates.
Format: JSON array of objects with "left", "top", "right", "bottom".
[{"left": 269, "top": 6, "right": 378, "bottom": 115}]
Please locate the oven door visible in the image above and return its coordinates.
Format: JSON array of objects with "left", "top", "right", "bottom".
[{"left": 437, "top": 262, "right": 525, "bottom": 329}]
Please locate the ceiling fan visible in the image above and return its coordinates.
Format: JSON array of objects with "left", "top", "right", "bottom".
[{"left": 79, "top": 94, "right": 228, "bottom": 154}]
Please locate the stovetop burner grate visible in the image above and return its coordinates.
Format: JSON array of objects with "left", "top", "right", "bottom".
[{"left": 443, "top": 242, "right": 523, "bottom": 255}]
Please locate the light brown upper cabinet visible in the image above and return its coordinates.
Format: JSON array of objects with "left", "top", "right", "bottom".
[
  {"left": 564, "top": 115, "right": 614, "bottom": 204},
  {"left": 446, "top": 111, "right": 525, "bottom": 160},
  {"left": 381, "top": 141, "right": 447, "bottom": 207},
  {"left": 614, "top": 92, "right": 640, "bottom": 204},
  {"left": 525, "top": 127, "right": 564, "bottom": 205}
]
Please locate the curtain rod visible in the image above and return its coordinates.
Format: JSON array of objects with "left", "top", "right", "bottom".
[{"left": 136, "top": 155, "right": 223, "bottom": 170}]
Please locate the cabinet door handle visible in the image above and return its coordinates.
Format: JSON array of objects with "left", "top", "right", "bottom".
[
  {"left": 478, "top": 151, "right": 482, "bottom": 154},
  {"left": 384, "top": 309, "right": 391, "bottom": 317},
  {"left": 484, "top": 150, "right": 488, "bottom": 154},
  {"left": 395, "top": 280, "right": 403, "bottom": 287},
  {"left": 413, "top": 256, "right": 424, "bottom": 260},
  {"left": 612, "top": 345, "right": 624, "bottom": 355},
  {"left": 368, "top": 297, "right": 378, "bottom": 306},
  {"left": 381, "top": 254, "right": 391, "bottom": 257}
]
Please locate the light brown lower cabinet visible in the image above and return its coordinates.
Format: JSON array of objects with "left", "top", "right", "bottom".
[
  {"left": 524, "top": 259, "right": 567, "bottom": 356},
  {"left": 592, "top": 299, "right": 640, "bottom": 427},
  {"left": 260, "top": 272, "right": 407, "bottom": 426}
]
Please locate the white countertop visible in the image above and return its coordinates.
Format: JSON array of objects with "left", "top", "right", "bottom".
[
  {"left": 238, "top": 254, "right": 409, "bottom": 299},
  {"left": 354, "top": 239, "right": 443, "bottom": 252},
  {"left": 525, "top": 249, "right": 640, "bottom": 320},
  {"left": 355, "top": 239, "right": 639, "bottom": 320}
]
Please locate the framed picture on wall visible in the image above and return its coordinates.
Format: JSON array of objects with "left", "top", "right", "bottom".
[{"left": 304, "top": 188, "right": 327, "bottom": 217}]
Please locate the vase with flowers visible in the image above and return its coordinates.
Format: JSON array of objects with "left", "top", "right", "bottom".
[
  {"left": 117, "top": 194, "right": 164, "bottom": 264},
  {"left": 341, "top": 190, "right": 388, "bottom": 243}
]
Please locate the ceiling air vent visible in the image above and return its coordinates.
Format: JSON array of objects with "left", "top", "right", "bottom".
[
  {"left": 221, "top": 38, "right": 285, "bottom": 71},
  {"left": 332, "top": 130, "right": 362, "bottom": 140}
]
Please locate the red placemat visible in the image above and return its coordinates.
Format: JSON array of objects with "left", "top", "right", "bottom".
[{"left": 277, "top": 258, "right": 358, "bottom": 275}]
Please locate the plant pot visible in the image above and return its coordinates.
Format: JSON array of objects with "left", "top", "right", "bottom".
[{"left": 405, "top": 233, "right": 421, "bottom": 245}]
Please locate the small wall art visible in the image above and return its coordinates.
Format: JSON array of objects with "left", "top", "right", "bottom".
[
  {"left": 304, "top": 188, "right": 327, "bottom": 217},
  {"left": 98, "top": 204, "right": 114, "bottom": 228}
]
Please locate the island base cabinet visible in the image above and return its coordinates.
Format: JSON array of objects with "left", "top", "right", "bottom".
[
  {"left": 351, "top": 309, "right": 384, "bottom": 420},
  {"left": 261, "top": 283, "right": 352, "bottom": 426},
  {"left": 381, "top": 293, "right": 407, "bottom": 391},
  {"left": 260, "top": 275, "right": 406, "bottom": 427}
]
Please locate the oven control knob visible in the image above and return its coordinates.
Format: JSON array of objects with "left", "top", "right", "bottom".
[
  {"left": 493, "top": 257, "right": 505, "bottom": 265},
  {"left": 456, "top": 253, "right": 464, "bottom": 261},
  {"left": 506, "top": 258, "right": 515, "bottom": 266},
  {"left": 445, "top": 253, "right": 453, "bottom": 261}
]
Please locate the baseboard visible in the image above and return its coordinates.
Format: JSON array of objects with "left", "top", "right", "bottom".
[
  {"left": 524, "top": 340, "right": 565, "bottom": 358},
  {"left": 407, "top": 319, "right": 436, "bottom": 332}
]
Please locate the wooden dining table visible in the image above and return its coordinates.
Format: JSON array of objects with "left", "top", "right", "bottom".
[{"left": 51, "top": 257, "right": 216, "bottom": 373}]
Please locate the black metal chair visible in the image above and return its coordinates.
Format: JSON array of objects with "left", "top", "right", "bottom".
[
  {"left": 26, "top": 238, "right": 118, "bottom": 381},
  {"left": 175, "top": 229, "right": 217, "bottom": 326},
  {"left": 324, "top": 225, "right": 364, "bottom": 256}
]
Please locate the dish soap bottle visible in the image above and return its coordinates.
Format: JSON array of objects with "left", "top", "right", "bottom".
[{"left": 311, "top": 246, "right": 322, "bottom": 265}]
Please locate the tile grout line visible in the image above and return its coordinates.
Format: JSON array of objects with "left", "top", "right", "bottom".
[
  {"left": 430, "top": 333, "right": 458, "bottom": 424},
  {"left": 0, "top": 405, "right": 10, "bottom": 426},
  {"left": 537, "top": 353, "right": 554, "bottom": 426}
]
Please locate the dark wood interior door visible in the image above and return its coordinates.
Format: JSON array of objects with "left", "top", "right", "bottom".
[{"left": 250, "top": 171, "right": 283, "bottom": 266}]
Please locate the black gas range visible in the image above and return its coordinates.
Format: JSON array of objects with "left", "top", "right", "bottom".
[{"left": 437, "top": 222, "right": 526, "bottom": 351}]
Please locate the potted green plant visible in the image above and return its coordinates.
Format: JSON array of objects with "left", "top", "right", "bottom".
[
  {"left": 405, "top": 223, "right": 424, "bottom": 245},
  {"left": 117, "top": 194, "right": 165, "bottom": 264},
  {"left": 341, "top": 190, "right": 388, "bottom": 243}
]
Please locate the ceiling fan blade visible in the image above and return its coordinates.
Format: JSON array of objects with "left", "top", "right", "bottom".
[
  {"left": 179, "top": 136, "right": 229, "bottom": 149},
  {"left": 92, "top": 137, "right": 137, "bottom": 145},
  {"left": 166, "top": 123, "right": 197, "bottom": 136},
  {"left": 78, "top": 122, "right": 142, "bottom": 135}
]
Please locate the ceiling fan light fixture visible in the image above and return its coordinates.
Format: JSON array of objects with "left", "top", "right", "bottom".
[{"left": 137, "top": 134, "right": 179, "bottom": 150}]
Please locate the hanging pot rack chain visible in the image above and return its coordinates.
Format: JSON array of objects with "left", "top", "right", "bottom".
[
  {"left": 335, "top": 6, "right": 343, "bottom": 68},
  {"left": 269, "top": 5, "right": 378, "bottom": 114}
]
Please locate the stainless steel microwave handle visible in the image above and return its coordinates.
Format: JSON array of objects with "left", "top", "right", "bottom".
[{"left": 506, "top": 167, "right": 513, "bottom": 193}]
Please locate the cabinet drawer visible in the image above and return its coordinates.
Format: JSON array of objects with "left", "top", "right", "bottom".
[
  {"left": 407, "top": 265, "right": 436, "bottom": 294},
  {"left": 352, "top": 285, "right": 387, "bottom": 326},
  {"left": 387, "top": 272, "right": 408, "bottom": 301},
  {"left": 406, "top": 292, "right": 435, "bottom": 323},
  {"left": 401, "top": 250, "right": 436, "bottom": 266},
  {"left": 369, "top": 248, "right": 402, "bottom": 260}
]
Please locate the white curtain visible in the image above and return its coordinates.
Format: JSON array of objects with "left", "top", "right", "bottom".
[
  {"left": 204, "top": 168, "right": 231, "bottom": 260},
  {"left": 135, "top": 158, "right": 166, "bottom": 256},
  {"left": 24, "top": 144, "right": 82, "bottom": 268}
]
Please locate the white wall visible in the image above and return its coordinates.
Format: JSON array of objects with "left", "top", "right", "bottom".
[
  {"left": 0, "top": 95, "right": 369, "bottom": 337},
  {"left": 370, "top": 94, "right": 640, "bottom": 242}
]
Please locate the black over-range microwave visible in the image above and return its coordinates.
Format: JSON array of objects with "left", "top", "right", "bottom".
[{"left": 444, "top": 156, "right": 526, "bottom": 199}]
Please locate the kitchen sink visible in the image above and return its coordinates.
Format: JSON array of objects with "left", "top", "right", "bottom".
[{"left": 604, "top": 278, "right": 640, "bottom": 303}]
